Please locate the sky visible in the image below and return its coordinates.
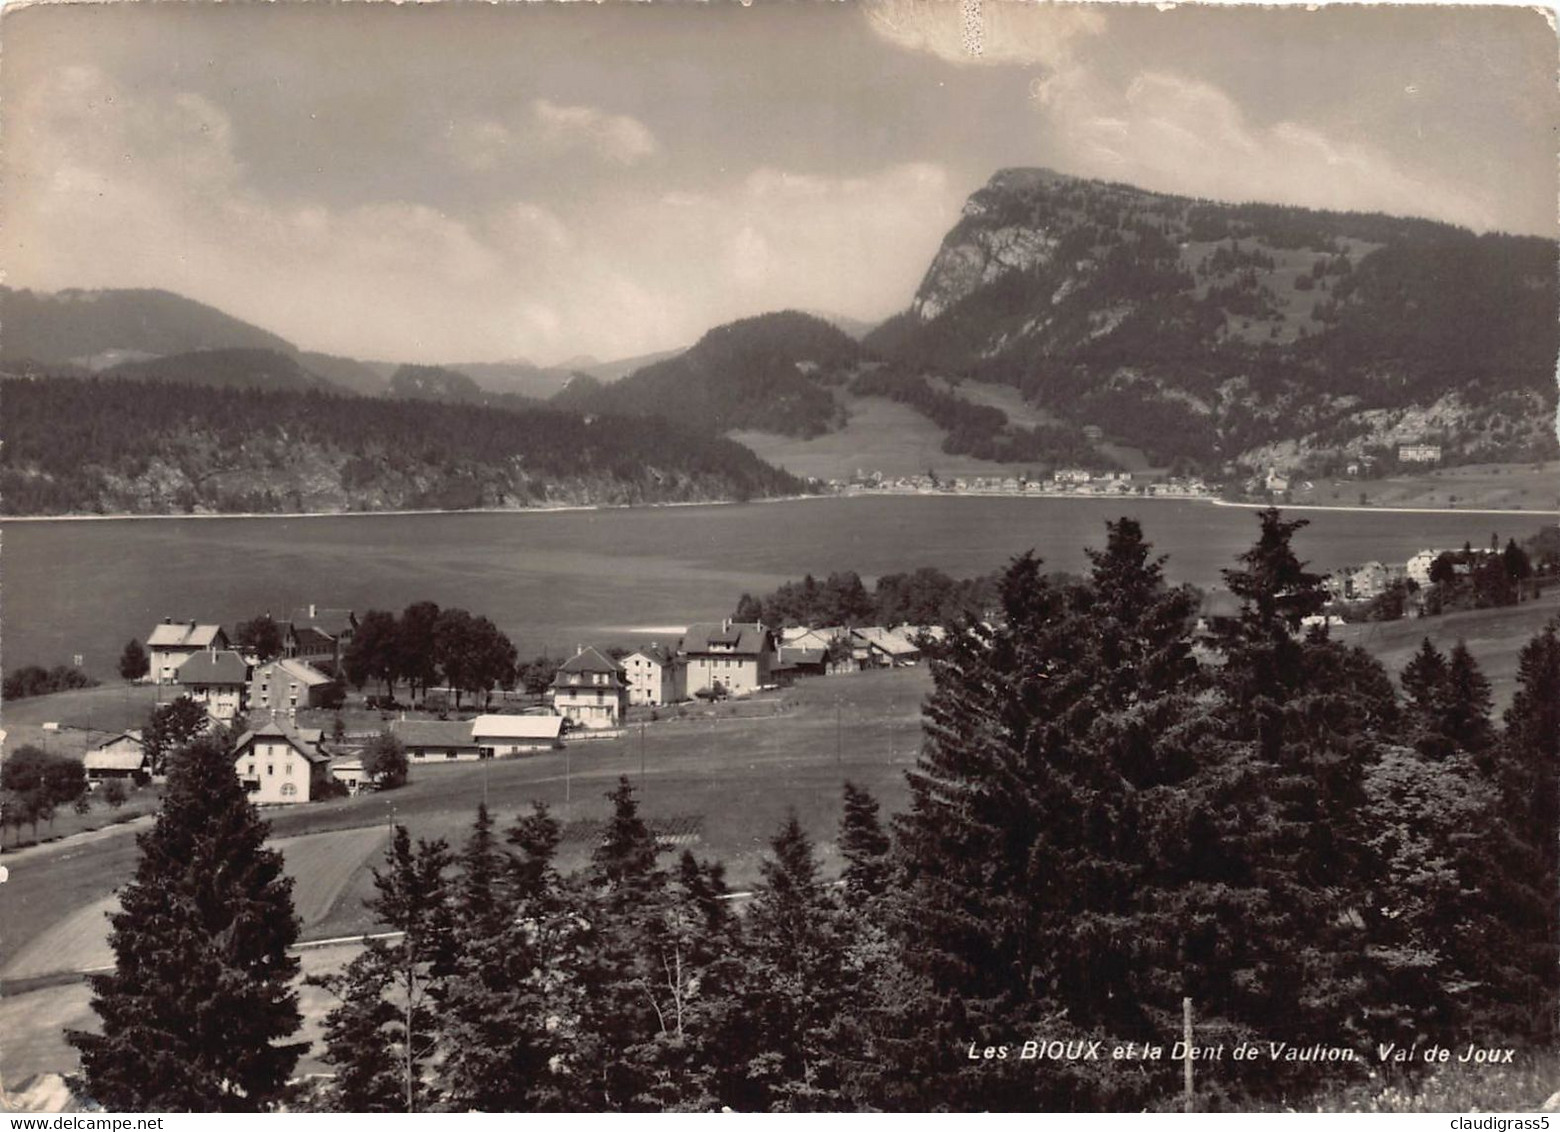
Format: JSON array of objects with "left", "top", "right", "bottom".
[{"left": 2, "top": 0, "right": 1555, "bottom": 365}]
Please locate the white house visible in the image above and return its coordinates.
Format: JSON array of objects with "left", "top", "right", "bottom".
[
  {"left": 232, "top": 719, "right": 331, "bottom": 805},
  {"left": 177, "top": 649, "right": 252, "bottom": 724},
  {"left": 146, "top": 620, "right": 229, "bottom": 685},
  {"left": 550, "top": 647, "right": 631, "bottom": 728},
  {"left": 620, "top": 644, "right": 685, "bottom": 707},
  {"left": 1406, "top": 549, "right": 1440, "bottom": 587},
  {"left": 471, "top": 713, "right": 566, "bottom": 756},
  {"left": 391, "top": 719, "right": 483, "bottom": 761},
  {"left": 682, "top": 621, "right": 777, "bottom": 698}
]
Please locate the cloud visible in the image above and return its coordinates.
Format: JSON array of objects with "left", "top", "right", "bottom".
[
  {"left": 1037, "top": 68, "right": 1500, "bottom": 230},
  {"left": 529, "top": 98, "right": 658, "bottom": 166},
  {"left": 864, "top": 0, "right": 1106, "bottom": 68}
]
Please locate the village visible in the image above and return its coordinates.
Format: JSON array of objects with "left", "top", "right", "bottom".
[
  {"left": 70, "top": 605, "right": 931, "bottom": 810},
  {"left": 58, "top": 520, "right": 1548, "bottom": 818}
]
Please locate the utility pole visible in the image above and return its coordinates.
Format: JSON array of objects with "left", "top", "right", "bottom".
[
  {"left": 640, "top": 720, "right": 646, "bottom": 780},
  {"left": 836, "top": 698, "right": 842, "bottom": 766}
]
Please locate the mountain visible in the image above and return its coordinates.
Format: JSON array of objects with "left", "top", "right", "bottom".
[
  {"left": 866, "top": 168, "right": 1559, "bottom": 469},
  {"left": 576, "top": 347, "right": 688, "bottom": 383},
  {"left": 100, "top": 348, "right": 337, "bottom": 393},
  {"left": 387, "top": 363, "right": 485, "bottom": 403},
  {"left": 298, "top": 351, "right": 388, "bottom": 395},
  {"left": 0, "top": 286, "right": 297, "bottom": 368},
  {"left": 553, "top": 310, "right": 865, "bottom": 437},
  {"left": 1, "top": 376, "right": 806, "bottom": 516}
]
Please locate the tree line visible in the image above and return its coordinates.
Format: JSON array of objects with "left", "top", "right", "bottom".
[
  {"left": 0, "top": 376, "right": 805, "bottom": 516},
  {"left": 341, "top": 602, "right": 518, "bottom": 710},
  {"left": 732, "top": 565, "right": 1000, "bottom": 631},
  {"left": 67, "top": 511, "right": 1560, "bottom": 1110}
]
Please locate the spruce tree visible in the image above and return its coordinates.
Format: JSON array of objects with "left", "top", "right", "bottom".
[
  {"left": 1400, "top": 637, "right": 1450, "bottom": 752},
  {"left": 68, "top": 733, "right": 303, "bottom": 1111},
  {"left": 838, "top": 781, "right": 891, "bottom": 905},
  {"left": 1442, "top": 641, "right": 1495, "bottom": 759},
  {"left": 315, "top": 827, "right": 453, "bottom": 1112},
  {"left": 738, "top": 812, "right": 850, "bottom": 1111}
]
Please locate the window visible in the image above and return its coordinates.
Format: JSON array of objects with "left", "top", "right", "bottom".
[
  {"left": 267, "top": 764, "right": 274, "bottom": 776},
  {"left": 280, "top": 782, "right": 297, "bottom": 797},
  {"left": 286, "top": 762, "right": 293, "bottom": 775},
  {"left": 247, "top": 763, "right": 256, "bottom": 776}
]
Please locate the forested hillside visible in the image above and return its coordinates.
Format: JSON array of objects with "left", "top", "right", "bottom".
[
  {"left": 0, "top": 286, "right": 297, "bottom": 368},
  {"left": 0, "top": 376, "right": 805, "bottom": 515},
  {"left": 99, "top": 348, "right": 338, "bottom": 393},
  {"left": 866, "top": 169, "right": 1559, "bottom": 469},
  {"left": 553, "top": 310, "right": 864, "bottom": 437}
]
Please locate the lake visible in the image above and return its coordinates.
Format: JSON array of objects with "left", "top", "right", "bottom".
[{"left": 2, "top": 496, "right": 1548, "bottom": 676}]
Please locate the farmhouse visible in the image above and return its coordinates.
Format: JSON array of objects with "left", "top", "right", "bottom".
[
  {"left": 391, "top": 718, "right": 483, "bottom": 761},
  {"left": 851, "top": 626, "right": 921, "bottom": 668},
  {"left": 551, "top": 647, "right": 630, "bottom": 727},
  {"left": 621, "top": 644, "right": 686, "bottom": 707},
  {"left": 233, "top": 719, "right": 331, "bottom": 804},
  {"left": 177, "top": 649, "right": 252, "bottom": 723},
  {"left": 774, "top": 646, "right": 828, "bottom": 680},
  {"left": 146, "top": 619, "right": 229, "bottom": 685},
  {"left": 249, "top": 657, "right": 334, "bottom": 715},
  {"left": 682, "top": 620, "right": 777, "bottom": 698},
  {"left": 84, "top": 731, "right": 150, "bottom": 784},
  {"left": 282, "top": 605, "right": 358, "bottom": 670},
  {"left": 472, "top": 713, "right": 567, "bottom": 755}
]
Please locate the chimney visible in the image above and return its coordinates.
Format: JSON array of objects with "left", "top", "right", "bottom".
[
  {"left": 308, "top": 603, "right": 317, "bottom": 619},
  {"left": 723, "top": 617, "right": 731, "bottom": 632},
  {"left": 163, "top": 617, "right": 173, "bottom": 625},
  {"left": 576, "top": 644, "right": 583, "bottom": 657}
]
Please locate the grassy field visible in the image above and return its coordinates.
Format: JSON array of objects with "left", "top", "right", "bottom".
[
  {"left": 2, "top": 666, "right": 930, "bottom": 973},
  {"left": 1292, "top": 460, "right": 1560, "bottom": 513},
  {"left": 1, "top": 681, "right": 164, "bottom": 759},
  {"left": 1334, "top": 588, "right": 1560, "bottom": 713},
  {"left": 731, "top": 393, "right": 1043, "bottom": 481}
]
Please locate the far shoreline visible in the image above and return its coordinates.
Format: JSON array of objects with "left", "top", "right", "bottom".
[{"left": 2, "top": 488, "right": 1557, "bottom": 525}]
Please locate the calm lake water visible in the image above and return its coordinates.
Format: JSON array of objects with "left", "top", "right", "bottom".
[{"left": 2, "top": 497, "right": 1546, "bottom": 676}]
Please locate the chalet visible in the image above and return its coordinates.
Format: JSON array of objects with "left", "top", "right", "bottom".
[
  {"left": 682, "top": 621, "right": 777, "bottom": 698},
  {"left": 780, "top": 626, "right": 845, "bottom": 652},
  {"left": 550, "top": 647, "right": 630, "bottom": 728},
  {"left": 84, "top": 731, "right": 150, "bottom": 784},
  {"left": 177, "top": 649, "right": 252, "bottom": 724},
  {"left": 774, "top": 647, "right": 827, "bottom": 680},
  {"left": 391, "top": 718, "right": 483, "bottom": 762},
  {"left": 1342, "top": 561, "right": 1393, "bottom": 601},
  {"left": 472, "top": 713, "right": 567, "bottom": 756},
  {"left": 851, "top": 626, "right": 921, "bottom": 668},
  {"left": 249, "top": 658, "right": 334, "bottom": 716},
  {"left": 232, "top": 719, "right": 331, "bottom": 804},
  {"left": 282, "top": 605, "right": 358, "bottom": 670},
  {"left": 146, "top": 619, "right": 229, "bottom": 685},
  {"left": 620, "top": 644, "right": 686, "bottom": 707}
]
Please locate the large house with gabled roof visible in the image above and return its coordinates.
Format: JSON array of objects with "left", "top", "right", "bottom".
[
  {"left": 177, "top": 648, "right": 252, "bottom": 723},
  {"left": 146, "top": 619, "right": 229, "bottom": 684},
  {"left": 682, "top": 620, "right": 777, "bottom": 698},
  {"left": 620, "top": 644, "right": 685, "bottom": 707},
  {"left": 550, "top": 647, "right": 629, "bottom": 728},
  {"left": 281, "top": 605, "right": 358, "bottom": 671},
  {"left": 232, "top": 718, "right": 331, "bottom": 804}
]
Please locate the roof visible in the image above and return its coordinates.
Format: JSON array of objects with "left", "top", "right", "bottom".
[
  {"left": 178, "top": 649, "right": 251, "bottom": 685},
  {"left": 391, "top": 719, "right": 480, "bottom": 748},
  {"left": 289, "top": 607, "right": 356, "bottom": 638},
  {"left": 147, "top": 621, "right": 225, "bottom": 648},
  {"left": 852, "top": 627, "right": 919, "bottom": 656},
  {"left": 776, "top": 647, "right": 826, "bottom": 668},
  {"left": 557, "top": 646, "right": 622, "bottom": 675},
  {"left": 623, "top": 644, "right": 677, "bottom": 666},
  {"left": 232, "top": 718, "right": 329, "bottom": 763},
  {"left": 84, "top": 749, "right": 149, "bottom": 772},
  {"left": 682, "top": 622, "right": 773, "bottom": 657},
  {"left": 253, "top": 658, "right": 333, "bottom": 687},
  {"left": 471, "top": 714, "right": 566, "bottom": 740}
]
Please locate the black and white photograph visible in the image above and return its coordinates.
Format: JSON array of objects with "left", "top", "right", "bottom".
[{"left": 0, "top": 0, "right": 1557, "bottom": 1114}]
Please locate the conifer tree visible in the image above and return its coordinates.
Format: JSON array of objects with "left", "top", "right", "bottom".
[
  {"left": 1400, "top": 637, "right": 1450, "bottom": 750},
  {"left": 738, "top": 812, "right": 850, "bottom": 1111},
  {"left": 68, "top": 734, "right": 303, "bottom": 1111},
  {"left": 315, "top": 827, "right": 453, "bottom": 1112},
  {"left": 838, "top": 781, "right": 891, "bottom": 905},
  {"left": 1442, "top": 641, "right": 1495, "bottom": 758}
]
